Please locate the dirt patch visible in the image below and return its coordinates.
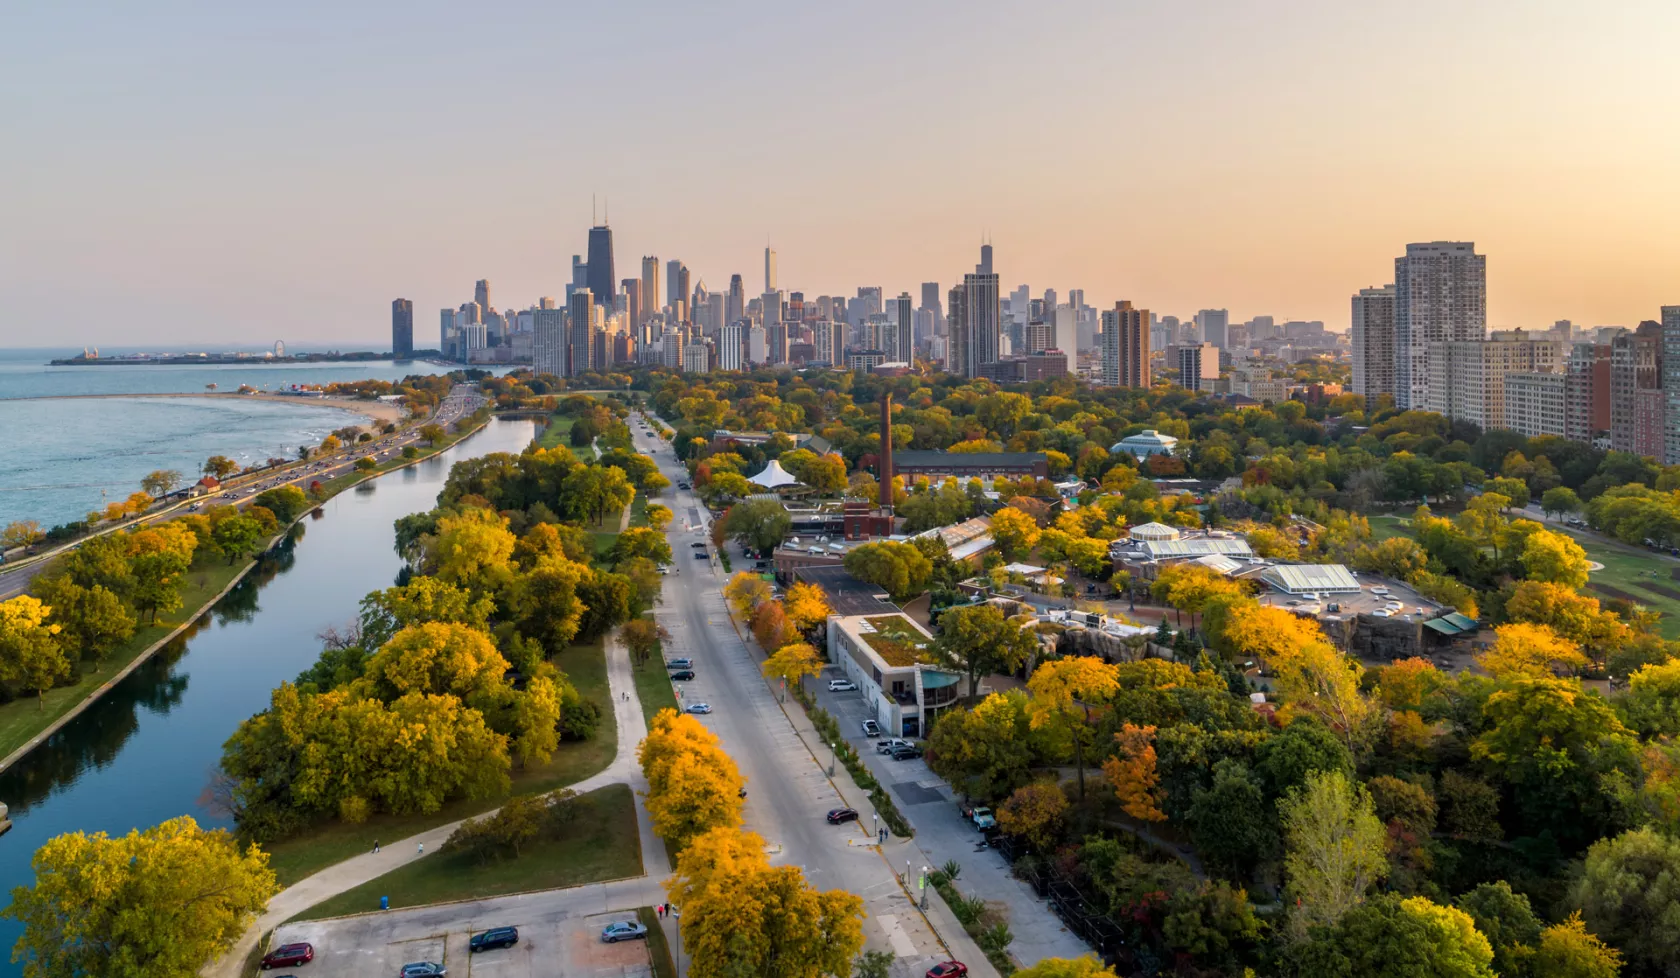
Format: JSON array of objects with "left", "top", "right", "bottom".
[
  {"left": 1636, "top": 581, "right": 1680, "bottom": 602},
  {"left": 1589, "top": 583, "right": 1641, "bottom": 603},
  {"left": 577, "top": 912, "right": 653, "bottom": 975}
]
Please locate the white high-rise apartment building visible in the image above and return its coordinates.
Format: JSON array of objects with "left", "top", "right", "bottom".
[
  {"left": 1195, "top": 309, "right": 1229, "bottom": 348},
  {"left": 1395, "top": 242, "right": 1487, "bottom": 410},
  {"left": 533, "top": 308, "right": 565, "bottom": 377},
  {"left": 682, "top": 343, "right": 710, "bottom": 374},
  {"left": 1351, "top": 285, "right": 1397, "bottom": 403},
  {"left": 1427, "top": 331, "right": 1562, "bottom": 431},
  {"left": 717, "top": 324, "right": 745, "bottom": 370},
  {"left": 748, "top": 325, "right": 767, "bottom": 364}
]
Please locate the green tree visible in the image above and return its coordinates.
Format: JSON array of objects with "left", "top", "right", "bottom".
[
  {"left": 1290, "top": 894, "right": 1493, "bottom": 978},
  {"left": 31, "top": 577, "right": 134, "bottom": 662},
  {"left": 1521, "top": 528, "right": 1593, "bottom": 589},
  {"left": 211, "top": 516, "right": 263, "bottom": 565},
  {"left": 0, "top": 595, "right": 72, "bottom": 709},
  {"left": 202, "top": 455, "right": 238, "bottom": 479},
  {"left": 419, "top": 423, "right": 446, "bottom": 445},
  {"left": 926, "top": 691, "right": 1038, "bottom": 801},
  {"left": 721, "top": 498, "right": 792, "bottom": 553},
  {"left": 842, "top": 541, "right": 933, "bottom": 603},
  {"left": 140, "top": 469, "right": 184, "bottom": 497},
  {"left": 1455, "top": 881, "right": 1541, "bottom": 978},
  {"left": 4, "top": 815, "right": 278, "bottom": 978},
  {"left": 1542, "top": 486, "right": 1583, "bottom": 522},
  {"left": 1189, "top": 759, "right": 1277, "bottom": 880},
  {"left": 1279, "top": 769, "right": 1388, "bottom": 940},
  {"left": 932, "top": 604, "right": 1039, "bottom": 704},
  {"left": 1568, "top": 827, "right": 1680, "bottom": 978}
]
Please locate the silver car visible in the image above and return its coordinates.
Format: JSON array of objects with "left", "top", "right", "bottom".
[{"left": 601, "top": 921, "right": 649, "bottom": 943}]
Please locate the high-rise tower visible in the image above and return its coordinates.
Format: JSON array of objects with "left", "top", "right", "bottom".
[
  {"left": 1351, "top": 285, "right": 1397, "bottom": 402},
  {"left": 765, "top": 247, "right": 777, "bottom": 293},
  {"left": 1101, "top": 301, "right": 1149, "bottom": 388},
  {"left": 640, "top": 256, "right": 660, "bottom": 326},
  {"left": 586, "top": 223, "right": 615, "bottom": 318},
  {"left": 1394, "top": 242, "right": 1486, "bottom": 410},
  {"left": 474, "top": 279, "right": 492, "bottom": 314},
  {"left": 962, "top": 245, "right": 1000, "bottom": 374},
  {"left": 391, "top": 298, "right": 414, "bottom": 358},
  {"left": 892, "top": 292, "right": 914, "bottom": 362},
  {"left": 568, "top": 290, "right": 595, "bottom": 377}
]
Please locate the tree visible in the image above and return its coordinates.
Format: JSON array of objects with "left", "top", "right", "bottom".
[
  {"left": 31, "top": 577, "right": 134, "bottom": 662},
  {"left": 1569, "top": 827, "right": 1680, "bottom": 978},
  {"left": 1530, "top": 913, "right": 1622, "bottom": 978},
  {"left": 209, "top": 515, "right": 262, "bottom": 566},
  {"left": 1190, "top": 759, "right": 1277, "bottom": 880},
  {"left": 1290, "top": 894, "right": 1493, "bottom": 978},
  {"left": 926, "top": 691, "right": 1037, "bottom": 801},
  {"left": 141, "top": 469, "right": 184, "bottom": 497},
  {"left": 842, "top": 541, "right": 933, "bottom": 603},
  {"left": 419, "top": 423, "right": 446, "bottom": 445},
  {"left": 1150, "top": 563, "right": 1243, "bottom": 631},
  {"left": 931, "top": 603, "right": 1039, "bottom": 703},
  {"left": 668, "top": 827, "right": 865, "bottom": 978},
  {"left": 1, "top": 520, "right": 45, "bottom": 550},
  {"left": 1504, "top": 582, "right": 1629, "bottom": 668},
  {"left": 1455, "top": 881, "right": 1541, "bottom": 978},
  {"left": 0, "top": 595, "right": 71, "bottom": 709},
  {"left": 762, "top": 642, "right": 823, "bottom": 699},
  {"left": 1217, "top": 601, "right": 1327, "bottom": 664},
  {"left": 610, "top": 526, "right": 674, "bottom": 567},
  {"left": 363, "top": 622, "right": 510, "bottom": 700},
  {"left": 1477, "top": 622, "right": 1589, "bottom": 679},
  {"left": 645, "top": 503, "right": 673, "bottom": 531},
  {"left": 722, "top": 498, "right": 792, "bottom": 553},
  {"left": 623, "top": 617, "right": 668, "bottom": 668},
  {"left": 203, "top": 455, "right": 238, "bottom": 479},
  {"left": 990, "top": 507, "right": 1042, "bottom": 560},
  {"left": 1026, "top": 656, "right": 1120, "bottom": 798},
  {"left": 996, "top": 781, "right": 1069, "bottom": 851},
  {"left": 1011, "top": 956, "right": 1119, "bottom": 978},
  {"left": 1352, "top": 537, "right": 1429, "bottom": 582},
  {"left": 639, "top": 709, "right": 745, "bottom": 848},
  {"left": 426, "top": 508, "right": 516, "bottom": 589},
  {"left": 853, "top": 950, "right": 896, "bottom": 978},
  {"left": 5, "top": 816, "right": 277, "bottom": 978},
  {"left": 724, "top": 572, "right": 773, "bottom": 618},
  {"left": 1102, "top": 723, "right": 1166, "bottom": 822},
  {"left": 1278, "top": 769, "right": 1388, "bottom": 940},
  {"left": 1521, "top": 528, "right": 1593, "bottom": 589},
  {"left": 1542, "top": 486, "right": 1583, "bottom": 522},
  {"left": 1270, "top": 641, "right": 1374, "bottom": 754},
  {"left": 782, "top": 581, "right": 833, "bottom": 635}
]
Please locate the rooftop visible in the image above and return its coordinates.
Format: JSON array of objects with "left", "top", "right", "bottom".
[
  {"left": 893, "top": 450, "right": 1049, "bottom": 469},
  {"left": 795, "top": 566, "right": 900, "bottom": 616},
  {"left": 1135, "top": 538, "right": 1255, "bottom": 559},
  {"left": 1259, "top": 563, "right": 1362, "bottom": 594},
  {"left": 857, "top": 615, "right": 935, "bottom": 667}
]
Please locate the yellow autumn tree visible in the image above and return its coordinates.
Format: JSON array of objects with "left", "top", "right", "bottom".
[
  {"left": 996, "top": 781, "right": 1070, "bottom": 851},
  {"left": 1102, "top": 723, "right": 1166, "bottom": 822},
  {"left": 427, "top": 508, "right": 516, "bottom": 590},
  {"left": 990, "top": 507, "right": 1043, "bottom": 560},
  {"left": 782, "top": 581, "right": 833, "bottom": 635},
  {"left": 0, "top": 595, "right": 70, "bottom": 709},
  {"left": 1028, "top": 656, "right": 1120, "bottom": 798},
  {"left": 1477, "top": 622, "right": 1589, "bottom": 680},
  {"left": 639, "top": 709, "right": 744, "bottom": 848},
  {"left": 1270, "top": 641, "right": 1374, "bottom": 753},
  {"left": 761, "top": 642, "right": 824, "bottom": 700},
  {"left": 1222, "top": 602, "right": 1328, "bottom": 664},
  {"left": 724, "top": 571, "right": 772, "bottom": 618}
]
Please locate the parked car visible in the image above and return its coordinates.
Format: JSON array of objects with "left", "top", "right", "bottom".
[
  {"left": 891, "top": 744, "right": 923, "bottom": 760},
  {"left": 690, "top": 541, "right": 707, "bottom": 548},
  {"left": 969, "top": 806, "right": 996, "bottom": 830},
  {"left": 876, "top": 737, "right": 912, "bottom": 755},
  {"left": 670, "top": 669, "right": 696, "bottom": 681},
  {"left": 398, "top": 964, "right": 446, "bottom": 978},
  {"left": 861, "top": 719, "right": 881, "bottom": 737},
  {"left": 469, "top": 927, "right": 519, "bottom": 952},
  {"left": 686, "top": 702, "right": 713, "bottom": 714},
  {"left": 678, "top": 482, "right": 691, "bottom": 490},
  {"left": 693, "top": 551, "right": 709, "bottom": 560},
  {"left": 261, "top": 944, "right": 314, "bottom": 969},
  {"left": 827, "top": 807, "right": 860, "bottom": 824},
  {"left": 927, "top": 962, "right": 969, "bottom": 978},
  {"left": 666, "top": 657, "right": 694, "bottom": 669},
  {"left": 601, "top": 921, "right": 649, "bottom": 943},
  {"left": 828, "top": 679, "right": 857, "bottom": 692}
]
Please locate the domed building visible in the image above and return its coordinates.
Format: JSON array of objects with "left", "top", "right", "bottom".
[{"left": 1112, "top": 429, "right": 1179, "bottom": 458}]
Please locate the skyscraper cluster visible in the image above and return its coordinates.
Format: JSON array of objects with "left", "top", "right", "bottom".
[{"left": 1349, "top": 241, "right": 1678, "bottom": 463}]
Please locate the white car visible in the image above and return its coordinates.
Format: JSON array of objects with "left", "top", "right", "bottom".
[
  {"left": 828, "top": 679, "right": 857, "bottom": 692},
  {"left": 686, "top": 702, "right": 713, "bottom": 714}
]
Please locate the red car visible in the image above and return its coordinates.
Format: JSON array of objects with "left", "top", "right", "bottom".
[
  {"left": 261, "top": 943, "right": 314, "bottom": 969},
  {"left": 926, "top": 963, "right": 968, "bottom": 978}
]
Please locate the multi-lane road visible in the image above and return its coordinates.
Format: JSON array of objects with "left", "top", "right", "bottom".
[{"left": 0, "top": 386, "right": 484, "bottom": 600}]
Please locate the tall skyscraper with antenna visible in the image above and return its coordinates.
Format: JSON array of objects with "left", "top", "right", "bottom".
[
  {"left": 765, "top": 246, "right": 777, "bottom": 293},
  {"left": 585, "top": 202, "right": 615, "bottom": 317}
]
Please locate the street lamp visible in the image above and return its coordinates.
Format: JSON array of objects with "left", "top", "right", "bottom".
[
  {"left": 827, "top": 742, "right": 836, "bottom": 777},
  {"left": 920, "top": 866, "right": 930, "bottom": 909},
  {"left": 872, "top": 813, "right": 879, "bottom": 843}
]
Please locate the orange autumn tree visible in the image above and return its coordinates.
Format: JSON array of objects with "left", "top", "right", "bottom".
[
  {"left": 1102, "top": 723, "right": 1166, "bottom": 822},
  {"left": 996, "top": 781, "right": 1069, "bottom": 851},
  {"left": 782, "top": 581, "right": 833, "bottom": 636}
]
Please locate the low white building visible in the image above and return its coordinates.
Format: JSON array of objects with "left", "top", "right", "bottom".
[
  {"left": 1112, "top": 429, "right": 1179, "bottom": 458},
  {"left": 826, "top": 613, "right": 964, "bottom": 738}
]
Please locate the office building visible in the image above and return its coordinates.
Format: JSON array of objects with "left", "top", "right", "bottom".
[
  {"left": 570, "top": 255, "right": 588, "bottom": 295},
  {"left": 962, "top": 246, "right": 1001, "bottom": 375},
  {"left": 585, "top": 225, "right": 614, "bottom": 316},
  {"left": 474, "top": 279, "right": 492, "bottom": 315},
  {"left": 977, "top": 351, "right": 1069, "bottom": 383},
  {"left": 1023, "top": 320, "right": 1054, "bottom": 355},
  {"left": 812, "top": 320, "right": 842, "bottom": 365},
  {"left": 767, "top": 323, "right": 788, "bottom": 365},
  {"left": 662, "top": 330, "right": 685, "bottom": 369},
  {"left": 1350, "top": 285, "right": 1396, "bottom": 403},
  {"left": 533, "top": 308, "right": 565, "bottom": 377},
  {"left": 765, "top": 247, "right": 777, "bottom": 293},
  {"left": 666, "top": 260, "right": 688, "bottom": 319},
  {"left": 567, "top": 290, "right": 595, "bottom": 376},
  {"left": 891, "top": 292, "right": 914, "bottom": 362},
  {"left": 1395, "top": 241, "right": 1487, "bottom": 409},
  {"left": 946, "top": 284, "right": 968, "bottom": 377},
  {"left": 1427, "top": 331, "right": 1562, "bottom": 431},
  {"left": 1177, "top": 342, "right": 1218, "bottom": 392},
  {"left": 762, "top": 290, "right": 783, "bottom": 326},
  {"left": 1611, "top": 323, "right": 1665, "bottom": 457},
  {"left": 1504, "top": 372, "right": 1568, "bottom": 438},
  {"left": 1666, "top": 307, "right": 1680, "bottom": 465},
  {"left": 1565, "top": 343, "right": 1613, "bottom": 444},
  {"left": 639, "top": 257, "right": 660, "bottom": 325},
  {"left": 439, "top": 308, "right": 458, "bottom": 359},
  {"left": 748, "top": 325, "right": 767, "bottom": 364},
  {"left": 682, "top": 343, "right": 710, "bottom": 374},
  {"left": 391, "top": 299, "right": 413, "bottom": 357},
  {"left": 1196, "top": 309, "right": 1229, "bottom": 348},
  {"left": 1101, "top": 301, "right": 1150, "bottom": 388},
  {"left": 718, "top": 323, "right": 745, "bottom": 371}
]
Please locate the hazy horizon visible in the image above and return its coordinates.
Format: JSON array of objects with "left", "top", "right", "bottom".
[{"left": 6, "top": 1, "right": 1678, "bottom": 346}]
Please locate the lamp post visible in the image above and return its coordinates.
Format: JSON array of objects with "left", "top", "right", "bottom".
[
  {"left": 920, "top": 866, "right": 930, "bottom": 909},
  {"left": 827, "top": 742, "right": 836, "bottom": 777},
  {"left": 872, "top": 813, "right": 879, "bottom": 843}
]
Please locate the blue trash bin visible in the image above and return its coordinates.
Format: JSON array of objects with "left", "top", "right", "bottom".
[{"left": 380, "top": 896, "right": 389, "bottom": 911}]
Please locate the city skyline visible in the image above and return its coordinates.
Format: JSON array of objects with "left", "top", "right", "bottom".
[{"left": 6, "top": 1, "right": 1680, "bottom": 345}]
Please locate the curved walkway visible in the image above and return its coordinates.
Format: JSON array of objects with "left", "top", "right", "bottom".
[{"left": 205, "top": 632, "right": 660, "bottom": 978}]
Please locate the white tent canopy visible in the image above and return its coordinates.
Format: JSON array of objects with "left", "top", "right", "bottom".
[{"left": 746, "top": 459, "right": 802, "bottom": 489}]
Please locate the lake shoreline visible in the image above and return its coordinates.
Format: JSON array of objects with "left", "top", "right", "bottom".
[{"left": 2, "top": 391, "right": 405, "bottom": 425}]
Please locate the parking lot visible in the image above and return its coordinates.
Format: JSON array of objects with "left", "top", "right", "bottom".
[{"left": 268, "top": 893, "right": 656, "bottom": 978}]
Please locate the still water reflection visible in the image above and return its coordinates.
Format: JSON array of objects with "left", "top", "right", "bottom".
[{"left": 0, "top": 419, "right": 534, "bottom": 972}]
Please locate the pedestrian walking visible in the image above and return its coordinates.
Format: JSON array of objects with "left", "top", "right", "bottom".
[
  {"left": 373, "top": 840, "right": 381, "bottom": 854},
  {"left": 417, "top": 843, "right": 424, "bottom": 855}
]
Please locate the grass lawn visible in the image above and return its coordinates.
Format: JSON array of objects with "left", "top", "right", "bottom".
[
  {"left": 630, "top": 494, "right": 650, "bottom": 527},
  {"left": 0, "top": 553, "right": 252, "bottom": 762},
  {"left": 1550, "top": 525, "right": 1680, "bottom": 640},
  {"left": 292, "top": 784, "right": 643, "bottom": 920},
  {"left": 264, "top": 637, "right": 617, "bottom": 885},
  {"left": 639, "top": 906, "right": 678, "bottom": 978},
  {"left": 631, "top": 654, "right": 680, "bottom": 731},
  {"left": 1369, "top": 514, "right": 1415, "bottom": 542},
  {"left": 535, "top": 413, "right": 594, "bottom": 459}
]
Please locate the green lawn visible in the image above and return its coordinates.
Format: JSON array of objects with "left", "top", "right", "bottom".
[
  {"left": 292, "top": 784, "right": 643, "bottom": 920},
  {"left": 264, "top": 637, "right": 617, "bottom": 885},
  {"left": 639, "top": 906, "right": 678, "bottom": 978},
  {"left": 632, "top": 652, "right": 680, "bottom": 731},
  {"left": 1369, "top": 514, "right": 1415, "bottom": 542},
  {"left": 535, "top": 413, "right": 594, "bottom": 459},
  {"left": 1551, "top": 525, "right": 1680, "bottom": 640},
  {"left": 0, "top": 554, "right": 252, "bottom": 762}
]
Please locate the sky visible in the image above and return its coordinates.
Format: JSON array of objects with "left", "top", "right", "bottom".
[{"left": 4, "top": 1, "right": 1679, "bottom": 347}]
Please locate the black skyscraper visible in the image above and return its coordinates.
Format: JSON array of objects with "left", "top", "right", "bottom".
[
  {"left": 586, "top": 225, "right": 615, "bottom": 316},
  {"left": 391, "top": 298, "right": 414, "bottom": 358}
]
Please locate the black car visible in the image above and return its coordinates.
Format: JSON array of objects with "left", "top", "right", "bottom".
[
  {"left": 891, "top": 744, "right": 923, "bottom": 760},
  {"left": 827, "top": 807, "right": 859, "bottom": 824},
  {"left": 470, "top": 927, "right": 519, "bottom": 952},
  {"left": 693, "top": 551, "right": 708, "bottom": 560},
  {"left": 690, "top": 542, "right": 707, "bottom": 548},
  {"left": 670, "top": 669, "right": 696, "bottom": 681}
]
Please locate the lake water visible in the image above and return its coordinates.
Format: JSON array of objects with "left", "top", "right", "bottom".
[
  {"left": 0, "top": 417, "right": 535, "bottom": 974},
  {"left": 0, "top": 348, "right": 492, "bottom": 530}
]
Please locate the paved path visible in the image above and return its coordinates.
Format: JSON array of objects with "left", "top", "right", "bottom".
[{"left": 205, "top": 630, "right": 657, "bottom": 978}]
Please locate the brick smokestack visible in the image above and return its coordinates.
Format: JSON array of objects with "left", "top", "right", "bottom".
[{"left": 879, "top": 392, "right": 893, "bottom": 510}]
